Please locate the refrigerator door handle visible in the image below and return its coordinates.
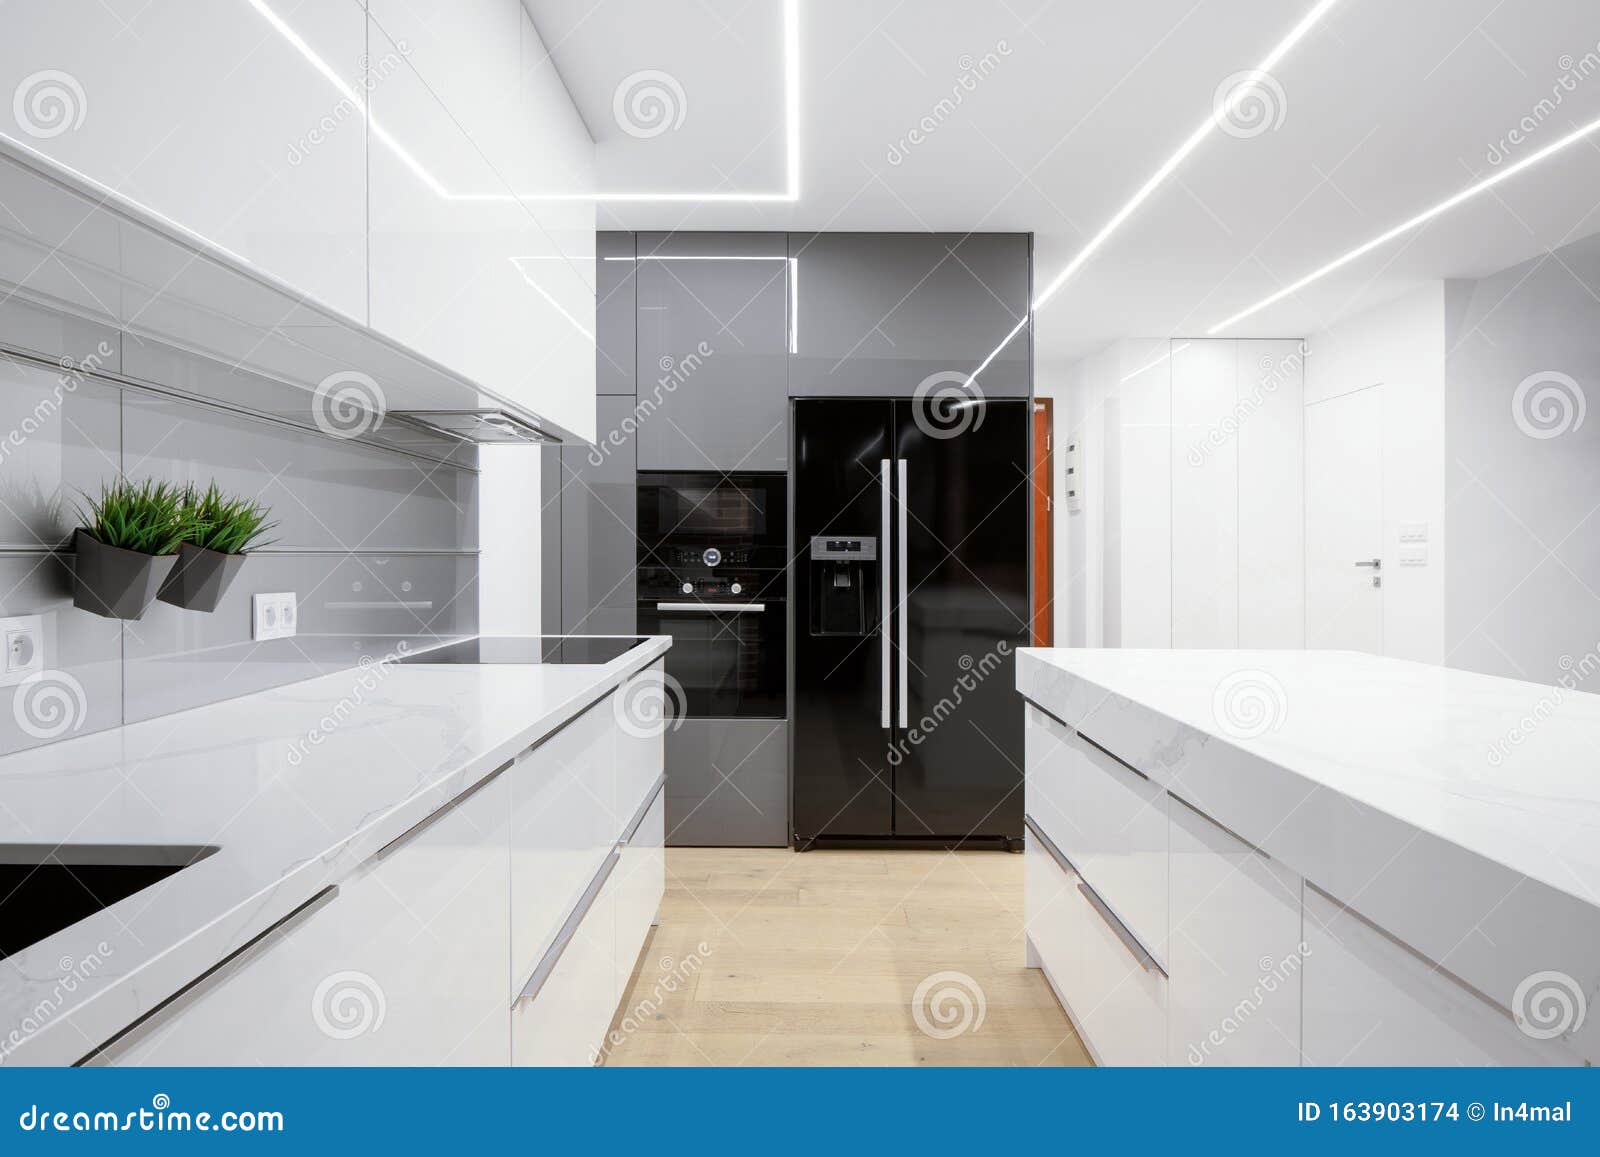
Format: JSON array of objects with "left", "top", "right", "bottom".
[
  {"left": 880, "top": 458, "right": 891, "bottom": 729},
  {"left": 897, "top": 457, "right": 908, "bottom": 729}
]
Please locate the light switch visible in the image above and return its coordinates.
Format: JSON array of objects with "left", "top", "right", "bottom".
[
  {"left": 1399, "top": 522, "right": 1428, "bottom": 543},
  {"left": 1399, "top": 546, "right": 1428, "bottom": 567}
]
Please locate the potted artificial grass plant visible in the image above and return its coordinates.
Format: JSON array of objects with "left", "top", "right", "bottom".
[
  {"left": 157, "top": 483, "right": 275, "bottom": 612},
  {"left": 72, "top": 479, "right": 188, "bottom": 620}
]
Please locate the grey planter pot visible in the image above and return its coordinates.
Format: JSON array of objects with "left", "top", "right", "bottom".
[
  {"left": 71, "top": 529, "right": 179, "bottom": 620},
  {"left": 157, "top": 543, "right": 247, "bottom": 612}
]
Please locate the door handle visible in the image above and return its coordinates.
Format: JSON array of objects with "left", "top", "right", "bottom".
[
  {"left": 1354, "top": 558, "right": 1381, "bottom": 569},
  {"left": 897, "top": 458, "right": 908, "bottom": 730},
  {"left": 880, "top": 458, "right": 891, "bottom": 730}
]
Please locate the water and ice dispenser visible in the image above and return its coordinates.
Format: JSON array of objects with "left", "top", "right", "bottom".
[{"left": 808, "top": 535, "right": 879, "bottom": 636}]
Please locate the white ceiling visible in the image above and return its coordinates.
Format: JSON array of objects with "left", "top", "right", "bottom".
[{"left": 524, "top": 0, "right": 1600, "bottom": 363}]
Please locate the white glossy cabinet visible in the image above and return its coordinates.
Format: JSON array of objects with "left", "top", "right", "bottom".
[
  {"left": 1024, "top": 704, "right": 1077, "bottom": 855},
  {"left": 365, "top": 12, "right": 595, "bottom": 440},
  {"left": 611, "top": 791, "right": 666, "bottom": 1001},
  {"left": 93, "top": 769, "right": 513, "bottom": 1066},
  {"left": 0, "top": 0, "right": 370, "bottom": 322},
  {"left": 509, "top": 693, "right": 617, "bottom": 994},
  {"left": 1056, "top": 729, "right": 1168, "bottom": 966},
  {"left": 1025, "top": 821, "right": 1167, "bottom": 1067},
  {"left": 512, "top": 856, "right": 619, "bottom": 1066},
  {"left": 1167, "top": 796, "right": 1303, "bottom": 1067},
  {"left": 1302, "top": 887, "right": 1578, "bottom": 1067},
  {"left": 616, "top": 665, "right": 668, "bottom": 825}
]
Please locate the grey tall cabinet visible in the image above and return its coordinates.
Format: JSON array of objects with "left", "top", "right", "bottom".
[{"left": 557, "top": 231, "right": 638, "bottom": 636}]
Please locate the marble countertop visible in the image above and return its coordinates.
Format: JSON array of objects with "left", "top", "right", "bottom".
[
  {"left": 0, "top": 635, "right": 669, "bottom": 1066},
  {"left": 1016, "top": 647, "right": 1600, "bottom": 915}
]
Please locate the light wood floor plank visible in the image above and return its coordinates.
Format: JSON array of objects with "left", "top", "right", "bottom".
[{"left": 603, "top": 847, "right": 1089, "bottom": 1067}]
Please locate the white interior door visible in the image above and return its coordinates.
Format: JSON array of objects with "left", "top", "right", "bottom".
[{"left": 1305, "top": 386, "right": 1384, "bottom": 652}]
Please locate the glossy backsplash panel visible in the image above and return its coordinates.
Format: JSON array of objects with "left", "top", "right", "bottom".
[{"left": 0, "top": 341, "right": 479, "bottom": 757}]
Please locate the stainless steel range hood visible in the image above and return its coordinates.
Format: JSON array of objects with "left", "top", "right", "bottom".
[{"left": 388, "top": 409, "right": 558, "bottom": 445}]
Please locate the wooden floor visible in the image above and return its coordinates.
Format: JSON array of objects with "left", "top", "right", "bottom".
[{"left": 601, "top": 847, "right": 1091, "bottom": 1066}]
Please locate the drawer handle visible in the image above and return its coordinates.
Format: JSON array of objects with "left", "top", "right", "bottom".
[
  {"left": 79, "top": 885, "right": 341, "bottom": 1065},
  {"left": 373, "top": 758, "right": 513, "bottom": 863},
  {"left": 620, "top": 775, "right": 667, "bottom": 846},
  {"left": 514, "top": 850, "right": 621, "bottom": 1009},
  {"left": 1076, "top": 879, "right": 1168, "bottom": 979},
  {"left": 1024, "top": 815, "right": 1168, "bottom": 978}
]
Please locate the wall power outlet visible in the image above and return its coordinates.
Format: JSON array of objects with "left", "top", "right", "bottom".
[
  {"left": 0, "top": 614, "right": 44, "bottom": 687},
  {"left": 252, "top": 593, "right": 298, "bottom": 641}
]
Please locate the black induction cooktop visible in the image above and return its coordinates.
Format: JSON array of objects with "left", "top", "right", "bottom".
[{"left": 397, "top": 636, "right": 649, "bottom": 666}]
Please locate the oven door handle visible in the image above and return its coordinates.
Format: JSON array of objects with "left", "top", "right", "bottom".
[{"left": 654, "top": 602, "right": 767, "bottom": 613}]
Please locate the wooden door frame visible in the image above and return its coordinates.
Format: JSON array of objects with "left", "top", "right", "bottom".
[{"left": 1032, "top": 397, "right": 1054, "bottom": 646}]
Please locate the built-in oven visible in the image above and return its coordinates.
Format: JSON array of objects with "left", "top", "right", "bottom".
[{"left": 636, "top": 472, "right": 786, "bottom": 718}]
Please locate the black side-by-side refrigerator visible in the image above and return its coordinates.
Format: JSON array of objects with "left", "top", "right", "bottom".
[{"left": 790, "top": 397, "right": 1029, "bottom": 849}]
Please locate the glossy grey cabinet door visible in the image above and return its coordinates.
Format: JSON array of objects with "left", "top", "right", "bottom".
[
  {"left": 788, "top": 232, "right": 1031, "bottom": 397},
  {"left": 596, "top": 231, "right": 636, "bottom": 396},
  {"left": 560, "top": 395, "right": 637, "bottom": 635},
  {"left": 634, "top": 232, "right": 789, "bottom": 470},
  {"left": 664, "top": 719, "right": 788, "bottom": 846}
]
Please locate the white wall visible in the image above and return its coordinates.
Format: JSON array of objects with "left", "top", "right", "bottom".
[
  {"left": 1051, "top": 337, "right": 1302, "bottom": 650},
  {"left": 1445, "top": 238, "right": 1600, "bottom": 683},
  {"left": 1305, "top": 283, "right": 1447, "bottom": 664},
  {"left": 478, "top": 445, "right": 545, "bottom": 634}
]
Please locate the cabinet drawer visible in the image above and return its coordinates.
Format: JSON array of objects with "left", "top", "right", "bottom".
[
  {"left": 1025, "top": 817, "right": 1166, "bottom": 1066},
  {"left": 1056, "top": 726, "right": 1168, "bottom": 965},
  {"left": 510, "top": 695, "right": 617, "bottom": 995},
  {"left": 1024, "top": 827, "right": 1080, "bottom": 1004},
  {"left": 611, "top": 787, "right": 666, "bottom": 1003},
  {"left": 1024, "top": 704, "right": 1077, "bottom": 855},
  {"left": 94, "top": 769, "right": 513, "bottom": 1066},
  {"left": 512, "top": 854, "right": 619, "bottom": 1067},
  {"left": 1303, "top": 887, "right": 1580, "bottom": 1067},
  {"left": 1167, "top": 796, "right": 1302, "bottom": 1067},
  {"left": 614, "top": 666, "right": 666, "bottom": 832},
  {"left": 1075, "top": 866, "right": 1168, "bottom": 1067}
]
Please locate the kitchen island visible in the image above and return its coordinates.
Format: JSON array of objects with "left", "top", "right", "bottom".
[
  {"left": 1017, "top": 647, "right": 1600, "bottom": 1067},
  {"left": 0, "top": 636, "right": 669, "bottom": 1067}
]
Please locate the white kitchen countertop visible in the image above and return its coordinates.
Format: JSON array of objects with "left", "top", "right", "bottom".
[
  {"left": 1017, "top": 647, "right": 1600, "bottom": 1045},
  {"left": 0, "top": 635, "right": 669, "bottom": 1067}
]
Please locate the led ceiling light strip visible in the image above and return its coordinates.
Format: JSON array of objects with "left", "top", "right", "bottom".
[
  {"left": 1032, "top": 0, "right": 1343, "bottom": 312},
  {"left": 1207, "top": 110, "right": 1600, "bottom": 333},
  {"left": 248, "top": 0, "right": 799, "bottom": 205}
]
